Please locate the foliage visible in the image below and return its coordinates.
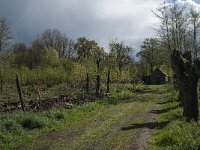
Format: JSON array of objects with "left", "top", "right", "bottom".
[
  {"left": 137, "top": 37, "right": 171, "bottom": 76},
  {"left": 109, "top": 40, "right": 133, "bottom": 74},
  {"left": 75, "top": 37, "right": 100, "bottom": 60},
  {"left": 137, "top": 38, "right": 158, "bottom": 72}
]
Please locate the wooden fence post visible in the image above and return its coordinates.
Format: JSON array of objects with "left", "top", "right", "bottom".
[
  {"left": 15, "top": 75, "right": 25, "bottom": 111},
  {"left": 36, "top": 85, "right": 41, "bottom": 106},
  {"left": 96, "top": 74, "right": 100, "bottom": 97},
  {"left": 86, "top": 73, "right": 89, "bottom": 94},
  {"left": 106, "top": 69, "right": 110, "bottom": 94}
]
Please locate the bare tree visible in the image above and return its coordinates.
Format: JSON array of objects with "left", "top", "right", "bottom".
[
  {"left": 190, "top": 7, "right": 200, "bottom": 59},
  {"left": 155, "top": 3, "right": 187, "bottom": 53},
  {"left": 64, "top": 39, "right": 75, "bottom": 58},
  {"left": 32, "top": 28, "right": 74, "bottom": 58},
  {"left": 0, "top": 17, "right": 12, "bottom": 92},
  {"left": 0, "top": 17, "right": 12, "bottom": 52}
]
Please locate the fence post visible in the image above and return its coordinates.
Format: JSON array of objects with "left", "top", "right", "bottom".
[{"left": 15, "top": 75, "right": 25, "bottom": 111}]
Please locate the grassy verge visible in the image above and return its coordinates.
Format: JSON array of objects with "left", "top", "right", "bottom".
[
  {"left": 0, "top": 86, "right": 136, "bottom": 150},
  {"left": 149, "top": 85, "right": 200, "bottom": 150}
]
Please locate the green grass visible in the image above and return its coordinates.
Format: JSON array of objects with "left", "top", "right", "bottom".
[
  {"left": 0, "top": 84, "right": 170, "bottom": 150},
  {"left": 149, "top": 85, "right": 200, "bottom": 150},
  {"left": 0, "top": 101, "right": 109, "bottom": 149},
  {"left": 29, "top": 84, "right": 167, "bottom": 150},
  {"left": 61, "top": 101, "right": 153, "bottom": 150}
]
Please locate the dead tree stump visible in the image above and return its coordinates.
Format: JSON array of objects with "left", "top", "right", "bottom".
[{"left": 171, "top": 51, "right": 199, "bottom": 121}]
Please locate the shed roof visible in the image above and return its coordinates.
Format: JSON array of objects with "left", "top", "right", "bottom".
[{"left": 151, "top": 67, "right": 168, "bottom": 76}]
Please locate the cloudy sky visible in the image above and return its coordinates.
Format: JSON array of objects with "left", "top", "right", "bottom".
[{"left": 1, "top": 0, "right": 200, "bottom": 51}]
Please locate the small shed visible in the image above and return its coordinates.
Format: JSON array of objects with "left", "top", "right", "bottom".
[{"left": 143, "top": 67, "right": 169, "bottom": 85}]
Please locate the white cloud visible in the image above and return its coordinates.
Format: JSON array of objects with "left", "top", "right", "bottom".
[{"left": 92, "top": 0, "right": 162, "bottom": 50}]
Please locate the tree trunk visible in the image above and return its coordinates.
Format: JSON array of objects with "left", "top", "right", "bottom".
[
  {"left": 181, "top": 67, "right": 199, "bottom": 121},
  {"left": 175, "top": 77, "right": 184, "bottom": 105},
  {"left": 96, "top": 57, "right": 101, "bottom": 97},
  {"left": 171, "top": 51, "right": 199, "bottom": 121},
  {"left": 106, "top": 69, "right": 110, "bottom": 94},
  {"left": 178, "top": 85, "right": 184, "bottom": 105},
  {"left": 96, "top": 74, "right": 100, "bottom": 97}
]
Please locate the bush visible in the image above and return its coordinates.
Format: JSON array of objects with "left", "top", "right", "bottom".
[{"left": 20, "top": 117, "right": 45, "bottom": 130}]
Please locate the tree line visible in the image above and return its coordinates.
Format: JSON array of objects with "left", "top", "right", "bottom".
[{"left": 0, "top": 17, "right": 138, "bottom": 99}]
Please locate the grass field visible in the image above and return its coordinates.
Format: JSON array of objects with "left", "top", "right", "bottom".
[{"left": 1, "top": 84, "right": 199, "bottom": 150}]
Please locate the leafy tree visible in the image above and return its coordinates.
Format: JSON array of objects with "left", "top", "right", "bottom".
[
  {"left": 13, "top": 43, "right": 28, "bottom": 68},
  {"left": 109, "top": 40, "right": 133, "bottom": 82},
  {"left": 137, "top": 38, "right": 159, "bottom": 74},
  {"left": 42, "top": 48, "right": 59, "bottom": 66},
  {"left": 28, "top": 47, "right": 59, "bottom": 68},
  {"left": 94, "top": 47, "right": 105, "bottom": 97},
  {"left": 0, "top": 51, "right": 12, "bottom": 92},
  {"left": 104, "top": 50, "right": 118, "bottom": 93},
  {"left": 75, "top": 37, "right": 105, "bottom": 95},
  {"left": 75, "top": 37, "right": 99, "bottom": 59},
  {"left": 137, "top": 37, "right": 170, "bottom": 77}
]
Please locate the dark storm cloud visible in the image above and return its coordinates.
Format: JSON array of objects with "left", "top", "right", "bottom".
[{"left": 0, "top": 0, "right": 169, "bottom": 51}]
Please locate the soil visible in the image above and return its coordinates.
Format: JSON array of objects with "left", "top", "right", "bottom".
[{"left": 125, "top": 105, "right": 160, "bottom": 150}]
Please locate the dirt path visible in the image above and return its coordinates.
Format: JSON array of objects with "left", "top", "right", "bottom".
[
  {"left": 28, "top": 90, "right": 166, "bottom": 150},
  {"left": 124, "top": 105, "right": 160, "bottom": 150}
]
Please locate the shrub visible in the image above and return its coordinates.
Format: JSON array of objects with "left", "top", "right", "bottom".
[{"left": 20, "top": 117, "right": 45, "bottom": 130}]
